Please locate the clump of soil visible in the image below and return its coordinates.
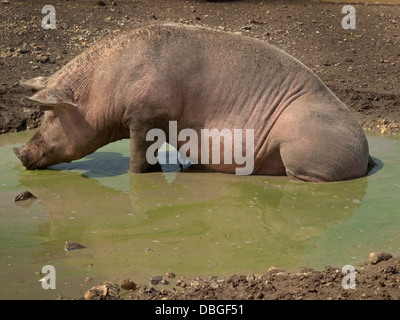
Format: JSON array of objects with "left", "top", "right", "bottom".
[{"left": 80, "top": 252, "right": 400, "bottom": 300}]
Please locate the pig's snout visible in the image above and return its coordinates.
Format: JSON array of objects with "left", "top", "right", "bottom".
[
  {"left": 14, "top": 146, "right": 30, "bottom": 168},
  {"left": 13, "top": 146, "right": 43, "bottom": 170}
]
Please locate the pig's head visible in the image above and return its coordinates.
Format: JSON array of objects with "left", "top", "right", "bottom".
[{"left": 14, "top": 76, "right": 95, "bottom": 169}]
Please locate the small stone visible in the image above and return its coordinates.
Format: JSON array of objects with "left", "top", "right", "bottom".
[
  {"left": 103, "top": 281, "right": 120, "bottom": 299},
  {"left": 120, "top": 278, "right": 137, "bottom": 290},
  {"left": 267, "top": 266, "right": 285, "bottom": 273},
  {"left": 36, "top": 54, "right": 49, "bottom": 63},
  {"left": 14, "top": 191, "right": 36, "bottom": 202},
  {"left": 65, "top": 241, "right": 86, "bottom": 251},
  {"left": 17, "top": 44, "right": 29, "bottom": 54},
  {"left": 85, "top": 277, "right": 92, "bottom": 282},
  {"left": 368, "top": 252, "right": 392, "bottom": 265},
  {"left": 150, "top": 276, "right": 163, "bottom": 285},
  {"left": 84, "top": 285, "right": 108, "bottom": 300},
  {"left": 166, "top": 272, "right": 176, "bottom": 279},
  {"left": 176, "top": 279, "right": 187, "bottom": 288}
]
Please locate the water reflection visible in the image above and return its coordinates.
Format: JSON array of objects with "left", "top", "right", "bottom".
[{"left": 16, "top": 152, "right": 369, "bottom": 278}]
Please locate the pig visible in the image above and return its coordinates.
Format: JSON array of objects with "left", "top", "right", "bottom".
[{"left": 15, "top": 23, "right": 373, "bottom": 182}]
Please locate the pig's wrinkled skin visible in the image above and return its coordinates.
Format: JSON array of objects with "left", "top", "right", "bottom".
[{"left": 15, "top": 23, "right": 373, "bottom": 182}]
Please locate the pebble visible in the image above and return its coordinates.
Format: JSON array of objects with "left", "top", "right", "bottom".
[
  {"left": 267, "top": 266, "right": 286, "bottom": 273},
  {"left": 150, "top": 275, "right": 163, "bottom": 285},
  {"left": 65, "top": 241, "right": 86, "bottom": 251},
  {"left": 36, "top": 54, "right": 49, "bottom": 63},
  {"left": 120, "top": 278, "right": 137, "bottom": 290},
  {"left": 17, "top": 44, "right": 29, "bottom": 54},
  {"left": 368, "top": 252, "right": 392, "bottom": 265},
  {"left": 14, "top": 191, "right": 36, "bottom": 202},
  {"left": 84, "top": 285, "right": 108, "bottom": 300},
  {"left": 176, "top": 279, "right": 187, "bottom": 288},
  {"left": 84, "top": 281, "right": 119, "bottom": 300}
]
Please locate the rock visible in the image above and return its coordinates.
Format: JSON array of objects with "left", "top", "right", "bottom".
[
  {"left": 14, "top": 191, "right": 36, "bottom": 202},
  {"left": 36, "top": 54, "right": 49, "bottom": 63},
  {"left": 103, "top": 280, "right": 119, "bottom": 297},
  {"left": 150, "top": 276, "right": 163, "bottom": 285},
  {"left": 84, "top": 285, "right": 107, "bottom": 300},
  {"left": 166, "top": 272, "right": 176, "bottom": 279},
  {"left": 176, "top": 279, "right": 187, "bottom": 288},
  {"left": 120, "top": 278, "right": 137, "bottom": 290},
  {"left": 17, "top": 44, "right": 29, "bottom": 54},
  {"left": 84, "top": 281, "right": 119, "bottom": 300},
  {"left": 267, "top": 266, "right": 286, "bottom": 273},
  {"left": 368, "top": 252, "right": 393, "bottom": 265},
  {"left": 65, "top": 241, "right": 86, "bottom": 251}
]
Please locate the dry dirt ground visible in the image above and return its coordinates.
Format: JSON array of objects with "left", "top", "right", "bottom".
[
  {"left": 80, "top": 252, "right": 400, "bottom": 300},
  {"left": 1, "top": 0, "right": 400, "bottom": 300}
]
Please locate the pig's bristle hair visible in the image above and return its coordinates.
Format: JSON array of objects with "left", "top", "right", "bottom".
[{"left": 50, "top": 23, "right": 189, "bottom": 105}]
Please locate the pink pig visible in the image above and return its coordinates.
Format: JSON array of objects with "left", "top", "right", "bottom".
[{"left": 15, "top": 23, "right": 373, "bottom": 182}]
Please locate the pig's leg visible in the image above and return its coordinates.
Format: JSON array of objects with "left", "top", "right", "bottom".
[
  {"left": 129, "top": 128, "right": 154, "bottom": 173},
  {"left": 270, "top": 97, "right": 369, "bottom": 182}
]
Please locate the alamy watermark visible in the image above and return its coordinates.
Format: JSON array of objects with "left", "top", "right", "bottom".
[
  {"left": 42, "top": 5, "right": 56, "bottom": 30},
  {"left": 341, "top": 265, "right": 356, "bottom": 290},
  {"left": 146, "top": 121, "right": 255, "bottom": 175},
  {"left": 40, "top": 265, "right": 56, "bottom": 289},
  {"left": 342, "top": 5, "right": 356, "bottom": 30}
]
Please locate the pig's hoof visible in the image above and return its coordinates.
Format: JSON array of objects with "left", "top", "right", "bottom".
[{"left": 14, "top": 190, "right": 37, "bottom": 202}]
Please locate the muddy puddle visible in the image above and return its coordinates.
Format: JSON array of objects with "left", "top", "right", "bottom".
[{"left": 0, "top": 131, "right": 399, "bottom": 299}]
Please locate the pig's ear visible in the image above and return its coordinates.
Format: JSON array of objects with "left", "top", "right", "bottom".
[
  {"left": 19, "top": 76, "right": 49, "bottom": 91},
  {"left": 21, "top": 89, "right": 77, "bottom": 112}
]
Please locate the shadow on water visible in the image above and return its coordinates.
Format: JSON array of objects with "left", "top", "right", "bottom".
[
  {"left": 49, "top": 152, "right": 130, "bottom": 178},
  {"left": 368, "top": 156, "right": 384, "bottom": 176}
]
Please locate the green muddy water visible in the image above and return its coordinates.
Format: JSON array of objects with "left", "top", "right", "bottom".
[{"left": 0, "top": 131, "right": 399, "bottom": 299}]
